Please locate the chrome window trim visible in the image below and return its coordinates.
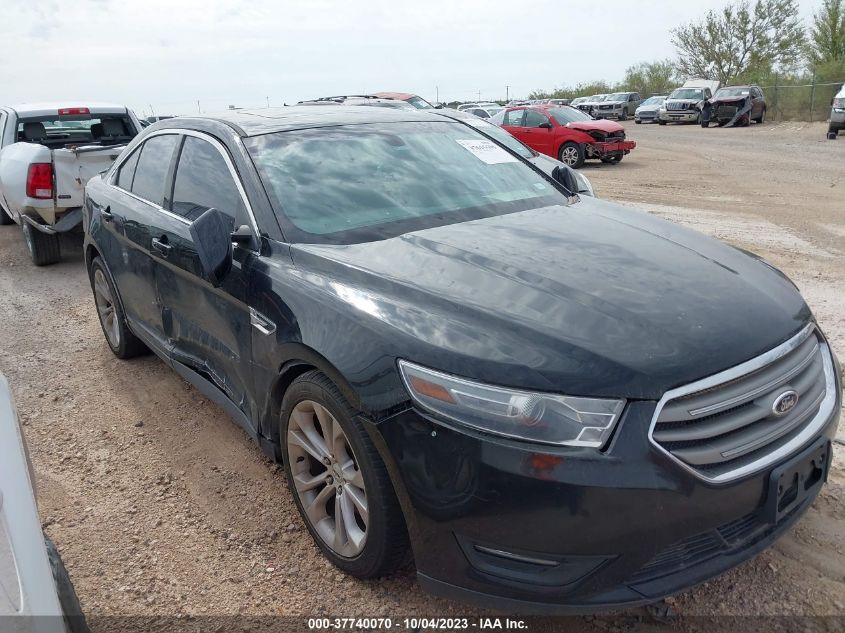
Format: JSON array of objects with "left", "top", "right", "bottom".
[
  {"left": 647, "top": 323, "right": 837, "bottom": 484},
  {"left": 108, "top": 128, "right": 261, "bottom": 249}
]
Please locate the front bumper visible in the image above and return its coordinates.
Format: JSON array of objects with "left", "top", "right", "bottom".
[
  {"left": 635, "top": 110, "right": 658, "bottom": 122},
  {"left": 588, "top": 140, "right": 636, "bottom": 157},
  {"left": 593, "top": 108, "right": 623, "bottom": 119},
  {"left": 659, "top": 110, "right": 699, "bottom": 122},
  {"left": 830, "top": 110, "right": 845, "bottom": 129},
  {"left": 375, "top": 349, "right": 840, "bottom": 613}
]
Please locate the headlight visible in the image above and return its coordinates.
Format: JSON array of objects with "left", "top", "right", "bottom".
[
  {"left": 398, "top": 360, "right": 625, "bottom": 447},
  {"left": 833, "top": 98, "right": 845, "bottom": 110}
]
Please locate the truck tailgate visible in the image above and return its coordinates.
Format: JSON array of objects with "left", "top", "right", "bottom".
[{"left": 52, "top": 145, "right": 127, "bottom": 210}]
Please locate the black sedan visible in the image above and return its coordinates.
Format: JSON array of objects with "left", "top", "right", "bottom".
[{"left": 82, "top": 106, "right": 840, "bottom": 612}]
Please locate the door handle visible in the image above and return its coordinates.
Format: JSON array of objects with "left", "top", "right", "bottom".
[
  {"left": 151, "top": 236, "right": 172, "bottom": 257},
  {"left": 100, "top": 206, "right": 113, "bottom": 222}
]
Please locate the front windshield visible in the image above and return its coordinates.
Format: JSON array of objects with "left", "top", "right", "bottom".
[
  {"left": 570, "top": 97, "right": 586, "bottom": 105},
  {"left": 548, "top": 107, "right": 593, "bottom": 124},
  {"left": 246, "top": 121, "right": 566, "bottom": 244},
  {"left": 715, "top": 88, "right": 751, "bottom": 98},
  {"left": 641, "top": 96, "right": 665, "bottom": 106},
  {"left": 607, "top": 93, "right": 628, "bottom": 101},
  {"left": 669, "top": 89, "right": 704, "bottom": 100},
  {"left": 592, "top": 95, "right": 608, "bottom": 102}
]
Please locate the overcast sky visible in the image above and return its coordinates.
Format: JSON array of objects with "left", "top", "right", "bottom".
[{"left": 0, "top": 0, "right": 824, "bottom": 117}]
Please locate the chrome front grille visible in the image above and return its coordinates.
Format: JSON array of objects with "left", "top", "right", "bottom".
[
  {"left": 666, "top": 102, "right": 689, "bottom": 111},
  {"left": 650, "top": 325, "right": 836, "bottom": 482}
]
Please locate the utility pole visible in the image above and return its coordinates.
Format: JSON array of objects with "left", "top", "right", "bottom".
[
  {"left": 435, "top": 86, "right": 439, "bottom": 104},
  {"left": 506, "top": 85, "right": 510, "bottom": 103},
  {"left": 478, "top": 90, "right": 481, "bottom": 102},
  {"left": 197, "top": 100, "right": 201, "bottom": 113},
  {"left": 266, "top": 96, "right": 270, "bottom": 108}
]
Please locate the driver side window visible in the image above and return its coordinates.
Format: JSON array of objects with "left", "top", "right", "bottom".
[{"left": 524, "top": 110, "right": 550, "bottom": 128}]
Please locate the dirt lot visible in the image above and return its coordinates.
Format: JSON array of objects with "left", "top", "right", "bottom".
[{"left": 1, "top": 120, "right": 843, "bottom": 631}]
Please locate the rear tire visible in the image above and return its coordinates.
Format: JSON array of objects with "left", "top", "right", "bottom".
[
  {"left": 558, "top": 142, "right": 585, "bottom": 168},
  {"left": 21, "top": 222, "right": 60, "bottom": 266},
  {"left": 754, "top": 108, "right": 766, "bottom": 124},
  {"left": 0, "top": 205, "right": 13, "bottom": 225},
  {"left": 89, "top": 257, "right": 148, "bottom": 359},
  {"left": 828, "top": 131, "right": 838, "bottom": 140},
  {"left": 280, "top": 371, "right": 409, "bottom": 578}
]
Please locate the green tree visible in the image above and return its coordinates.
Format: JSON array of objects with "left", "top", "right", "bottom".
[
  {"left": 623, "top": 60, "right": 677, "bottom": 96},
  {"left": 671, "top": 0, "right": 805, "bottom": 84},
  {"left": 808, "top": 0, "right": 845, "bottom": 65}
]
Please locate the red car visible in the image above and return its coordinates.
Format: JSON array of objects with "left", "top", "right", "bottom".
[{"left": 490, "top": 105, "right": 636, "bottom": 168}]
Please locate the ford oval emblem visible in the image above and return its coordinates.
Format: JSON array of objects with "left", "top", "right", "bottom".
[{"left": 772, "top": 390, "right": 799, "bottom": 417}]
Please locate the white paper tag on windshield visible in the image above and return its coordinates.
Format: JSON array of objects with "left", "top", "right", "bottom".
[{"left": 456, "top": 139, "right": 518, "bottom": 164}]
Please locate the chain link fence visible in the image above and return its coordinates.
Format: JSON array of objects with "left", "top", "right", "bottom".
[{"left": 762, "top": 79, "right": 844, "bottom": 122}]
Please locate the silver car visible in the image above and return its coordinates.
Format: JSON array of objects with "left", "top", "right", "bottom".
[
  {"left": 0, "top": 375, "right": 89, "bottom": 633},
  {"left": 828, "top": 84, "right": 844, "bottom": 139},
  {"left": 593, "top": 92, "right": 642, "bottom": 120},
  {"left": 635, "top": 95, "right": 667, "bottom": 124}
]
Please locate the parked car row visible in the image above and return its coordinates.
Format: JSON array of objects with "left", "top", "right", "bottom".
[{"left": 1, "top": 92, "right": 840, "bottom": 615}]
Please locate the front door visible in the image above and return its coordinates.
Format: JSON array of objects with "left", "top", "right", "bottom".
[
  {"left": 149, "top": 132, "right": 258, "bottom": 423},
  {"left": 520, "top": 110, "right": 555, "bottom": 157}
]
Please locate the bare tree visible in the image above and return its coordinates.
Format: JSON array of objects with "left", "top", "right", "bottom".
[
  {"left": 671, "top": 0, "right": 805, "bottom": 84},
  {"left": 808, "top": 0, "right": 845, "bottom": 65}
]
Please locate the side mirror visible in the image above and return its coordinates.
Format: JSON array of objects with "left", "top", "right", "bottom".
[
  {"left": 552, "top": 165, "right": 579, "bottom": 196},
  {"left": 538, "top": 121, "right": 553, "bottom": 129},
  {"left": 189, "top": 208, "right": 234, "bottom": 288}
]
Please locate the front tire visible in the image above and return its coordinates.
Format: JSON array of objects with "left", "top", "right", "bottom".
[
  {"left": 558, "top": 142, "right": 585, "bottom": 168},
  {"left": 281, "top": 371, "right": 409, "bottom": 578},
  {"left": 754, "top": 108, "right": 766, "bottom": 124},
  {"left": 619, "top": 108, "right": 628, "bottom": 121},
  {"left": 601, "top": 154, "right": 623, "bottom": 164},
  {"left": 89, "top": 257, "right": 148, "bottom": 359},
  {"left": 658, "top": 119, "right": 667, "bottom": 126},
  {"left": 21, "top": 222, "right": 60, "bottom": 266}
]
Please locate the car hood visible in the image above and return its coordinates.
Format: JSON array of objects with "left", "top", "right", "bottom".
[
  {"left": 291, "top": 198, "right": 810, "bottom": 399},
  {"left": 566, "top": 119, "right": 624, "bottom": 134}
]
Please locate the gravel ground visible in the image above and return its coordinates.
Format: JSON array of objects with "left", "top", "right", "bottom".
[{"left": 0, "top": 119, "right": 843, "bottom": 632}]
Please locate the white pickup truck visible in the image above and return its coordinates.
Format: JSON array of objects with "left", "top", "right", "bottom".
[{"left": 0, "top": 103, "right": 141, "bottom": 265}]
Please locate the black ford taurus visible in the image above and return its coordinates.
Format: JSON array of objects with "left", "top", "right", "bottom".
[{"left": 82, "top": 106, "right": 840, "bottom": 612}]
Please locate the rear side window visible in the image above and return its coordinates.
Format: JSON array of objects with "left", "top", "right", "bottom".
[
  {"left": 116, "top": 148, "right": 141, "bottom": 191},
  {"left": 131, "top": 135, "right": 179, "bottom": 206},
  {"left": 503, "top": 110, "right": 524, "bottom": 126},
  {"left": 524, "top": 110, "right": 549, "bottom": 127},
  {"left": 171, "top": 136, "right": 245, "bottom": 222}
]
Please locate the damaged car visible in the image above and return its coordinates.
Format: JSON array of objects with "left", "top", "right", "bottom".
[
  {"left": 702, "top": 86, "right": 766, "bottom": 128},
  {"left": 491, "top": 104, "right": 636, "bottom": 167},
  {"left": 82, "top": 106, "right": 839, "bottom": 613},
  {"left": 0, "top": 103, "right": 141, "bottom": 265},
  {"left": 828, "top": 84, "right": 844, "bottom": 139},
  {"left": 658, "top": 80, "right": 720, "bottom": 125}
]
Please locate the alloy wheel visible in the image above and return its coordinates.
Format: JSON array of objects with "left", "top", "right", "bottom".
[
  {"left": 559, "top": 146, "right": 579, "bottom": 166},
  {"left": 93, "top": 269, "right": 120, "bottom": 348},
  {"left": 287, "top": 400, "right": 368, "bottom": 558}
]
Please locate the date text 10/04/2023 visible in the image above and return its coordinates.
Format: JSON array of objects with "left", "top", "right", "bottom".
[{"left": 306, "top": 618, "right": 529, "bottom": 630}]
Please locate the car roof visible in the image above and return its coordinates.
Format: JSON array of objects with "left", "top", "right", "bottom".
[
  {"left": 163, "top": 106, "right": 445, "bottom": 137},
  {"left": 3, "top": 102, "right": 129, "bottom": 117}
]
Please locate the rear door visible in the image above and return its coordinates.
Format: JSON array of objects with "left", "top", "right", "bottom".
[
  {"left": 150, "top": 132, "right": 258, "bottom": 421},
  {"left": 101, "top": 133, "right": 180, "bottom": 350},
  {"left": 500, "top": 108, "right": 529, "bottom": 146},
  {"left": 520, "top": 109, "right": 555, "bottom": 156}
]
